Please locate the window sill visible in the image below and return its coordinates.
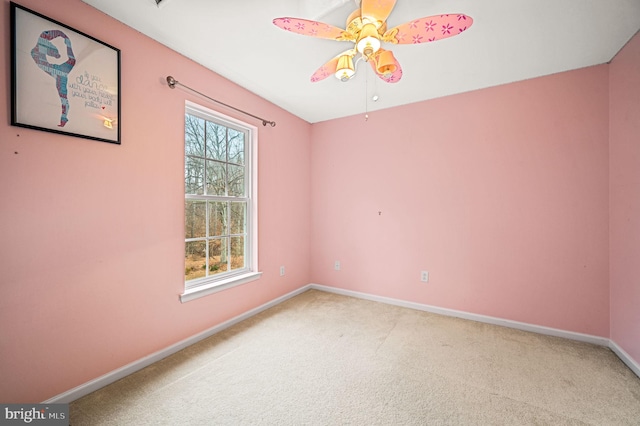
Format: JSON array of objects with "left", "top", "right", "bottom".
[{"left": 180, "top": 271, "right": 262, "bottom": 303}]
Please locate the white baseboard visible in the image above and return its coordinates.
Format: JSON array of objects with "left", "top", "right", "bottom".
[
  {"left": 609, "top": 340, "right": 640, "bottom": 378},
  {"left": 308, "top": 284, "right": 611, "bottom": 347},
  {"left": 46, "top": 282, "right": 639, "bottom": 403},
  {"left": 43, "top": 285, "right": 310, "bottom": 403}
]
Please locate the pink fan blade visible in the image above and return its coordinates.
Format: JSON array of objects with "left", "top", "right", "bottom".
[
  {"left": 384, "top": 14, "right": 473, "bottom": 44},
  {"left": 369, "top": 49, "right": 403, "bottom": 83},
  {"left": 273, "top": 17, "right": 350, "bottom": 41},
  {"left": 361, "top": 0, "right": 397, "bottom": 23}
]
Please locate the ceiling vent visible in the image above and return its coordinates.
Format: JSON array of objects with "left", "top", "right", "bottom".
[{"left": 152, "top": 0, "right": 173, "bottom": 8}]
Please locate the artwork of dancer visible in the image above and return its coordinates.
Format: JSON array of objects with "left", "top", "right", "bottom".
[
  {"left": 12, "top": 3, "right": 120, "bottom": 143},
  {"left": 30, "top": 30, "right": 76, "bottom": 127}
]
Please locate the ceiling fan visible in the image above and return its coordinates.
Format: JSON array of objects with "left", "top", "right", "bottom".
[{"left": 273, "top": 0, "right": 473, "bottom": 83}]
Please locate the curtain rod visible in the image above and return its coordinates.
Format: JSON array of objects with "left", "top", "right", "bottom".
[{"left": 166, "top": 76, "right": 276, "bottom": 127}]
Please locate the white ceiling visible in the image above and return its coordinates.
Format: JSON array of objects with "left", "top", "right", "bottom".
[{"left": 81, "top": 0, "right": 640, "bottom": 124}]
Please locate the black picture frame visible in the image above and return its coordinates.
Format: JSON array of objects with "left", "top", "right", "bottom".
[{"left": 10, "top": 2, "right": 121, "bottom": 144}]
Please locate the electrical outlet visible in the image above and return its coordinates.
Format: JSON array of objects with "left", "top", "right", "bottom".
[
  {"left": 280, "top": 266, "right": 285, "bottom": 276},
  {"left": 421, "top": 271, "right": 429, "bottom": 282},
  {"left": 334, "top": 260, "right": 341, "bottom": 271}
]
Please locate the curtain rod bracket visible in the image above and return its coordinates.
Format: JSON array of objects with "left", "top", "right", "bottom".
[{"left": 165, "top": 76, "right": 275, "bottom": 127}]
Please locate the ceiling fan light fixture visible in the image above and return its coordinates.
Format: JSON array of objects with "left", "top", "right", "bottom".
[
  {"left": 356, "top": 23, "right": 381, "bottom": 58},
  {"left": 335, "top": 54, "right": 355, "bottom": 81},
  {"left": 274, "top": 1, "right": 473, "bottom": 85},
  {"left": 376, "top": 50, "right": 397, "bottom": 77}
]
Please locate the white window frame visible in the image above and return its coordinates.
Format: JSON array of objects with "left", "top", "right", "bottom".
[{"left": 180, "top": 101, "right": 261, "bottom": 303}]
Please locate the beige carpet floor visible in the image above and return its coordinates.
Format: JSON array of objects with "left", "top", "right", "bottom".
[{"left": 70, "top": 289, "right": 640, "bottom": 425}]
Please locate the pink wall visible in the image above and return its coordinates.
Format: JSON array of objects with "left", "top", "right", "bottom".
[
  {"left": 310, "top": 65, "right": 610, "bottom": 337},
  {"left": 0, "top": 0, "right": 311, "bottom": 403},
  {"left": 610, "top": 32, "right": 640, "bottom": 365},
  {"left": 1, "top": 0, "right": 636, "bottom": 405}
]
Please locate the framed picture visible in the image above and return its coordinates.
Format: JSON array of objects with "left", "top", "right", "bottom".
[{"left": 10, "top": 2, "right": 121, "bottom": 144}]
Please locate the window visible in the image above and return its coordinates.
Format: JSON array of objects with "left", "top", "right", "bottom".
[{"left": 182, "top": 102, "right": 260, "bottom": 302}]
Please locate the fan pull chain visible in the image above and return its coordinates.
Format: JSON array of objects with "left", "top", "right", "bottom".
[{"left": 364, "top": 67, "right": 369, "bottom": 121}]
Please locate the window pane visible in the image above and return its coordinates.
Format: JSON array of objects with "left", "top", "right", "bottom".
[
  {"left": 209, "top": 201, "right": 227, "bottom": 237},
  {"left": 185, "top": 156, "right": 204, "bottom": 195},
  {"left": 185, "top": 115, "right": 205, "bottom": 157},
  {"left": 230, "top": 202, "right": 246, "bottom": 235},
  {"left": 185, "top": 240, "right": 206, "bottom": 281},
  {"left": 208, "top": 238, "right": 229, "bottom": 275},
  {"left": 230, "top": 236, "right": 245, "bottom": 271},
  {"left": 206, "top": 121, "right": 227, "bottom": 161},
  {"left": 185, "top": 201, "right": 206, "bottom": 239},
  {"left": 228, "top": 129, "right": 245, "bottom": 165},
  {"left": 228, "top": 164, "right": 245, "bottom": 197},
  {"left": 206, "top": 160, "right": 226, "bottom": 196}
]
